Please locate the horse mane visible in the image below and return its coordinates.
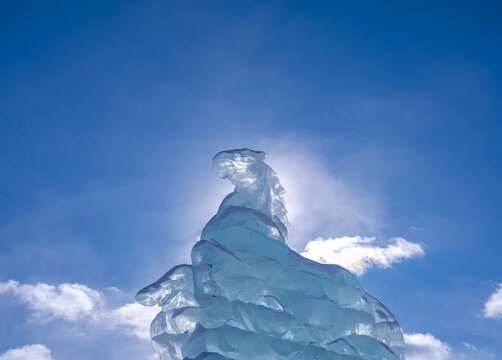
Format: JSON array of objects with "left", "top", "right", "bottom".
[{"left": 212, "top": 149, "right": 289, "bottom": 239}]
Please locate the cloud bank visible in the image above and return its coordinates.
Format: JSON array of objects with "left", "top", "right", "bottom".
[
  {"left": 104, "top": 302, "right": 157, "bottom": 340},
  {"left": 404, "top": 333, "right": 452, "bottom": 360},
  {"left": 0, "top": 344, "right": 53, "bottom": 360},
  {"left": 0, "top": 280, "right": 158, "bottom": 340},
  {"left": 0, "top": 280, "right": 103, "bottom": 322},
  {"left": 301, "top": 236, "right": 424, "bottom": 275},
  {"left": 483, "top": 283, "right": 502, "bottom": 319}
]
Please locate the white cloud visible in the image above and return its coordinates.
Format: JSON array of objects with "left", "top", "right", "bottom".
[
  {"left": 301, "top": 236, "right": 424, "bottom": 275},
  {"left": 0, "top": 280, "right": 158, "bottom": 340},
  {"left": 0, "top": 280, "right": 103, "bottom": 321},
  {"left": 0, "top": 344, "right": 53, "bottom": 360},
  {"left": 460, "top": 342, "right": 495, "bottom": 359},
  {"left": 105, "top": 302, "right": 159, "bottom": 340},
  {"left": 404, "top": 333, "right": 452, "bottom": 360},
  {"left": 463, "top": 342, "right": 478, "bottom": 351},
  {"left": 483, "top": 283, "right": 502, "bottom": 319}
]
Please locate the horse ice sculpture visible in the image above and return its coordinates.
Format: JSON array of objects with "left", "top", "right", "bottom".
[{"left": 136, "top": 149, "right": 405, "bottom": 360}]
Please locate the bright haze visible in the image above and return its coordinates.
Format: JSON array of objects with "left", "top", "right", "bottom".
[{"left": 1, "top": 2, "right": 501, "bottom": 360}]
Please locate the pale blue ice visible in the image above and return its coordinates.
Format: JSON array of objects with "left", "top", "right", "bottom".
[{"left": 136, "top": 149, "right": 405, "bottom": 360}]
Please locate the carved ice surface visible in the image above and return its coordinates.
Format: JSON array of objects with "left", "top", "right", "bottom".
[{"left": 137, "top": 149, "right": 405, "bottom": 360}]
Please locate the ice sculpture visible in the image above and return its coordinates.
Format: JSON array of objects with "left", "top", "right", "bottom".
[{"left": 137, "top": 149, "right": 405, "bottom": 360}]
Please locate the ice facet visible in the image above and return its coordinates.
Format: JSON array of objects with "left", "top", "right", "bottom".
[{"left": 137, "top": 149, "right": 405, "bottom": 360}]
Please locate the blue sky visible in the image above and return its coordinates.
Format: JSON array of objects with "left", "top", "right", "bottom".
[{"left": 1, "top": 1, "right": 501, "bottom": 359}]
